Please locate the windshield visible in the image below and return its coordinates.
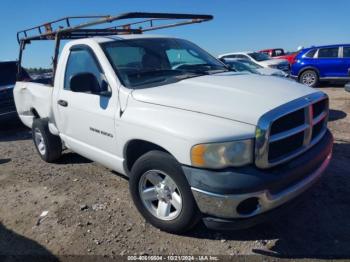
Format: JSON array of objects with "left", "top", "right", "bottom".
[
  {"left": 102, "top": 38, "right": 228, "bottom": 88},
  {"left": 248, "top": 52, "right": 271, "bottom": 62},
  {"left": 238, "top": 59, "right": 263, "bottom": 69}
]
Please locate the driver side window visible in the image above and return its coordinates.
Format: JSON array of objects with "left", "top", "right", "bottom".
[{"left": 64, "top": 47, "right": 103, "bottom": 92}]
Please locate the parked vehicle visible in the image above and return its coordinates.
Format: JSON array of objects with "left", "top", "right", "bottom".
[
  {"left": 221, "top": 59, "right": 259, "bottom": 74},
  {"left": 221, "top": 58, "right": 288, "bottom": 77},
  {"left": 30, "top": 72, "right": 53, "bottom": 84},
  {"left": 345, "top": 83, "right": 350, "bottom": 92},
  {"left": 291, "top": 44, "right": 350, "bottom": 87},
  {"left": 14, "top": 13, "right": 333, "bottom": 233},
  {"left": 259, "top": 48, "right": 298, "bottom": 64},
  {"left": 0, "top": 61, "right": 30, "bottom": 121},
  {"left": 218, "top": 52, "right": 290, "bottom": 73},
  {"left": 345, "top": 71, "right": 350, "bottom": 93}
]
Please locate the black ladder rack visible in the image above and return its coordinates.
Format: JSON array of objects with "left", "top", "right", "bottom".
[{"left": 16, "top": 12, "right": 213, "bottom": 82}]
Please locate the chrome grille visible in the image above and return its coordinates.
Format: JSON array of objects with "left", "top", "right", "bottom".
[{"left": 255, "top": 92, "right": 329, "bottom": 169}]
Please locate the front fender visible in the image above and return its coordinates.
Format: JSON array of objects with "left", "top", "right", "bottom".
[{"left": 117, "top": 99, "right": 256, "bottom": 166}]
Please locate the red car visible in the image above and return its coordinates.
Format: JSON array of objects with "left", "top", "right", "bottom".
[{"left": 259, "top": 48, "right": 298, "bottom": 64}]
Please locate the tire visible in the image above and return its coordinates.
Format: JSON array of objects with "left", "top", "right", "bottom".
[
  {"left": 129, "top": 150, "right": 200, "bottom": 233},
  {"left": 299, "top": 69, "right": 319, "bottom": 87},
  {"left": 32, "top": 118, "right": 62, "bottom": 163}
]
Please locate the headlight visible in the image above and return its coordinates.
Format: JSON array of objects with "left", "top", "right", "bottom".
[
  {"left": 191, "top": 139, "right": 254, "bottom": 169},
  {"left": 268, "top": 64, "right": 278, "bottom": 69}
]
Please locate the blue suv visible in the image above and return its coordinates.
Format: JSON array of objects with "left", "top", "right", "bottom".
[{"left": 291, "top": 44, "right": 350, "bottom": 87}]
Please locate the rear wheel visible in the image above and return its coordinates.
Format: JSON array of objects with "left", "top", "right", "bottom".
[
  {"left": 32, "top": 118, "right": 62, "bottom": 163},
  {"left": 299, "top": 70, "right": 319, "bottom": 87},
  {"left": 129, "top": 151, "right": 200, "bottom": 233}
]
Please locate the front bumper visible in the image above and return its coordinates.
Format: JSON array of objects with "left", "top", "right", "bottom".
[{"left": 183, "top": 130, "right": 333, "bottom": 228}]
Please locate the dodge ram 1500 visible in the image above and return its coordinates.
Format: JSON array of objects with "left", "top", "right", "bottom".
[{"left": 14, "top": 13, "right": 333, "bottom": 233}]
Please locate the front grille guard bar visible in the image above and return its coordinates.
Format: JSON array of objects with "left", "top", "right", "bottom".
[{"left": 255, "top": 92, "right": 329, "bottom": 169}]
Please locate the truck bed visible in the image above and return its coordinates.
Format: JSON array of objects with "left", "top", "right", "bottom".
[{"left": 13, "top": 81, "right": 53, "bottom": 128}]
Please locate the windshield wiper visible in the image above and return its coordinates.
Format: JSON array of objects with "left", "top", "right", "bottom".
[
  {"left": 131, "top": 69, "right": 184, "bottom": 78},
  {"left": 175, "top": 71, "right": 208, "bottom": 81},
  {"left": 183, "top": 64, "right": 228, "bottom": 74},
  {"left": 132, "top": 77, "right": 167, "bottom": 87},
  {"left": 206, "top": 69, "right": 229, "bottom": 74}
]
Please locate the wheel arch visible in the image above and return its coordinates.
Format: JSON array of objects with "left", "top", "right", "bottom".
[
  {"left": 298, "top": 66, "right": 320, "bottom": 80},
  {"left": 30, "top": 108, "right": 40, "bottom": 118},
  {"left": 123, "top": 139, "right": 175, "bottom": 174}
]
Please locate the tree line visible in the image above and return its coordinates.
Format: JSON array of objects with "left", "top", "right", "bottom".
[{"left": 25, "top": 67, "right": 52, "bottom": 74}]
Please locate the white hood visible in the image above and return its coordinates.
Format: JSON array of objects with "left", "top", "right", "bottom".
[{"left": 131, "top": 72, "right": 315, "bottom": 125}]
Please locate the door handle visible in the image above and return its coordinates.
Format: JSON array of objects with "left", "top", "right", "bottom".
[{"left": 57, "top": 100, "right": 68, "bottom": 107}]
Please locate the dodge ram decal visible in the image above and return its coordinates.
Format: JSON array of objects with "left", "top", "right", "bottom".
[{"left": 89, "top": 127, "right": 114, "bottom": 138}]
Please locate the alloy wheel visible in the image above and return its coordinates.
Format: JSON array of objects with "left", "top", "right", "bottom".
[
  {"left": 301, "top": 71, "right": 317, "bottom": 86},
  {"left": 34, "top": 128, "right": 46, "bottom": 155},
  {"left": 138, "top": 170, "right": 183, "bottom": 221}
]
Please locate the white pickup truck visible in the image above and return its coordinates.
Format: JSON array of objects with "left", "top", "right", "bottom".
[{"left": 14, "top": 13, "right": 333, "bottom": 233}]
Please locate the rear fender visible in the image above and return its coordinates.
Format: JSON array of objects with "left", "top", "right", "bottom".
[{"left": 13, "top": 81, "right": 53, "bottom": 128}]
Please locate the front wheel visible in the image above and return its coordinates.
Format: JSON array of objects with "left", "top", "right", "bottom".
[
  {"left": 299, "top": 70, "right": 319, "bottom": 87},
  {"left": 129, "top": 151, "right": 200, "bottom": 233}
]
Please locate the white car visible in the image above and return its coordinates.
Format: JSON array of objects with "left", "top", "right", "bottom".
[
  {"left": 219, "top": 52, "right": 290, "bottom": 72},
  {"left": 221, "top": 58, "right": 289, "bottom": 78},
  {"left": 14, "top": 13, "right": 333, "bottom": 233},
  {"left": 345, "top": 82, "right": 350, "bottom": 92}
]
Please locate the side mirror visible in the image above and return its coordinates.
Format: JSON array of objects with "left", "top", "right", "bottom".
[
  {"left": 70, "top": 73, "right": 101, "bottom": 94},
  {"left": 99, "top": 79, "right": 112, "bottom": 97}
]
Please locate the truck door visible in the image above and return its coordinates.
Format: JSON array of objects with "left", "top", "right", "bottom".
[{"left": 56, "top": 45, "right": 119, "bottom": 165}]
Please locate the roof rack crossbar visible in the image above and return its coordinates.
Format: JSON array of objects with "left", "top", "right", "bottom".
[
  {"left": 16, "top": 12, "right": 213, "bottom": 84},
  {"left": 19, "top": 28, "right": 142, "bottom": 42},
  {"left": 17, "top": 15, "right": 111, "bottom": 44},
  {"left": 17, "top": 12, "right": 213, "bottom": 43}
]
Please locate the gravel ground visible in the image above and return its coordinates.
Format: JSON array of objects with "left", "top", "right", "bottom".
[{"left": 0, "top": 86, "right": 349, "bottom": 260}]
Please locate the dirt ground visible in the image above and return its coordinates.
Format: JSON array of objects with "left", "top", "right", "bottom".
[{"left": 0, "top": 86, "right": 349, "bottom": 260}]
